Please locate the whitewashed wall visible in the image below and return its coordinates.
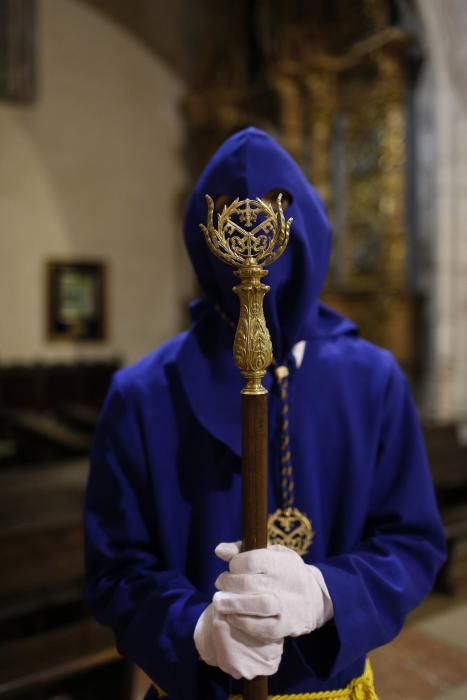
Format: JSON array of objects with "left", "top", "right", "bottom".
[{"left": 0, "top": 0, "right": 192, "bottom": 365}]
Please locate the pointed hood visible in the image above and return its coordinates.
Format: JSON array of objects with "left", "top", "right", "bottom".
[
  {"left": 184, "top": 127, "right": 340, "bottom": 362},
  {"left": 177, "top": 128, "right": 356, "bottom": 456}
]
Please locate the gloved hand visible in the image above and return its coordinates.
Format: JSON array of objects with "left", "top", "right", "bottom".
[
  {"left": 194, "top": 602, "right": 284, "bottom": 679},
  {"left": 213, "top": 542, "right": 333, "bottom": 642}
]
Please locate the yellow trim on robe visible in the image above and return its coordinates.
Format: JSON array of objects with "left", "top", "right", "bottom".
[
  {"left": 154, "top": 683, "right": 167, "bottom": 697},
  {"left": 228, "top": 659, "right": 378, "bottom": 700},
  {"left": 154, "top": 659, "right": 378, "bottom": 699}
]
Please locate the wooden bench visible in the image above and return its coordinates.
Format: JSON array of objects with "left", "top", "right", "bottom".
[
  {"left": 0, "top": 459, "right": 132, "bottom": 699},
  {"left": 2, "top": 409, "right": 90, "bottom": 451},
  {"left": 58, "top": 402, "right": 99, "bottom": 431},
  {"left": 0, "top": 618, "right": 121, "bottom": 699},
  {"left": 423, "top": 423, "right": 467, "bottom": 594},
  {"left": 0, "top": 440, "right": 17, "bottom": 465},
  {"left": 436, "top": 504, "right": 467, "bottom": 594},
  {"left": 0, "top": 459, "right": 88, "bottom": 539}
]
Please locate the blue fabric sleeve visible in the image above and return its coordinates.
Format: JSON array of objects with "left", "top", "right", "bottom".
[
  {"left": 83, "top": 373, "right": 211, "bottom": 698},
  {"left": 296, "top": 360, "right": 447, "bottom": 677}
]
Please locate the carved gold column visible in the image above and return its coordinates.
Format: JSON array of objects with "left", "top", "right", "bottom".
[
  {"left": 303, "top": 65, "right": 338, "bottom": 210},
  {"left": 269, "top": 65, "right": 303, "bottom": 163},
  {"left": 376, "top": 48, "right": 407, "bottom": 290}
]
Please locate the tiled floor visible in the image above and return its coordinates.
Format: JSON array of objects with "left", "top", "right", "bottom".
[
  {"left": 371, "top": 622, "right": 467, "bottom": 699},
  {"left": 370, "top": 553, "right": 467, "bottom": 700}
]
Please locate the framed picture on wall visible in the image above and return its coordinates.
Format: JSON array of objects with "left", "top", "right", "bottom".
[{"left": 47, "top": 260, "right": 107, "bottom": 341}]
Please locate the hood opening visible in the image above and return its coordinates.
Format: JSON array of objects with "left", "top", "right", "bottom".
[{"left": 183, "top": 127, "right": 345, "bottom": 361}]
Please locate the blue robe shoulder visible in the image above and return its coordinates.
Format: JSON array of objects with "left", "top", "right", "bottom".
[{"left": 84, "top": 317, "right": 446, "bottom": 699}]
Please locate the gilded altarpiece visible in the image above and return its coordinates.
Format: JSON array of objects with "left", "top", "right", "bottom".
[{"left": 184, "top": 0, "right": 417, "bottom": 372}]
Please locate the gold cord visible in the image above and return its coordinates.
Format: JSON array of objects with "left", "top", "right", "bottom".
[
  {"left": 213, "top": 303, "right": 313, "bottom": 556},
  {"left": 273, "top": 362, "right": 294, "bottom": 508},
  {"left": 155, "top": 659, "right": 378, "bottom": 698},
  {"left": 155, "top": 660, "right": 378, "bottom": 699},
  {"left": 229, "top": 659, "right": 378, "bottom": 699}
]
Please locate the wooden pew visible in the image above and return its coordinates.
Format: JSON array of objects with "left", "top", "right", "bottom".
[
  {"left": 57, "top": 402, "right": 99, "bottom": 432},
  {"left": 1, "top": 409, "right": 91, "bottom": 458},
  {"left": 424, "top": 423, "right": 467, "bottom": 593},
  {"left": 436, "top": 504, "right": 467, "bottom": 594},
  {"left": 0, "top": 459, "right": 129, "bottom": 699},
  {"left": 0, "top": 618, "right": 120, "bottom": 699}
]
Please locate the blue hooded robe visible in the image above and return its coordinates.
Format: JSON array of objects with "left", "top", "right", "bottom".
[{"left": 84, "top": 127, "right": 446, "bottom": 699}]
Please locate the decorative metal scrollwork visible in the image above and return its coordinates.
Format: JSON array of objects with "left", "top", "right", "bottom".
[
  {"left": 200, "top": 194, "right": 292, "bottom": 268},
  {"left": 200, "top": 194, "right": 293, "bottom": 395}
]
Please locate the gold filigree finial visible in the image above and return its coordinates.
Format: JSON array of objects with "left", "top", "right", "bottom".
[
  {"left": 200, "top": 194, "right": 292, "bottom": 268},
  {"left": 200, "top": 195, "right": 292, "bottom": 395}
]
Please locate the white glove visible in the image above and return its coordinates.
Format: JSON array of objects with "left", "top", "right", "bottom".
[
  {"left": 213, "top": 542, "right": 333, "bottom": 642},
  {"left": 194, "top": 602, "right": 283, "bottom": 679}
]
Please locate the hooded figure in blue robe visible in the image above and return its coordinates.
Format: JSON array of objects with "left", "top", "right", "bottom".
[{"left": 84, "top": 127, "right": 446, "bottom": 699}]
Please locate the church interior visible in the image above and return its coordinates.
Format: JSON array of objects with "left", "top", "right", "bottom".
[{"left": 1, "top": 0, "right": 467, "bottom": 698}]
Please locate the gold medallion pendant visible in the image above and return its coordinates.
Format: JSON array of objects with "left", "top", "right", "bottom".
[{"left": 267, "top": 506, "right": 314, "bottom": 557}]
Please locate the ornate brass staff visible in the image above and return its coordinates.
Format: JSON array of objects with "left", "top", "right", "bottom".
[{"left": 200, "top": 194, "right": 292, "bottom": 700}]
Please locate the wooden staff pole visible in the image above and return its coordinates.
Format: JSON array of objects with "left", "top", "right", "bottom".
[
  {"left": 200, "top": 194, "right": 292, "bottom": 700},
  {"left": 242, "top": 392, "right": 269, "bottom": 700}
]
